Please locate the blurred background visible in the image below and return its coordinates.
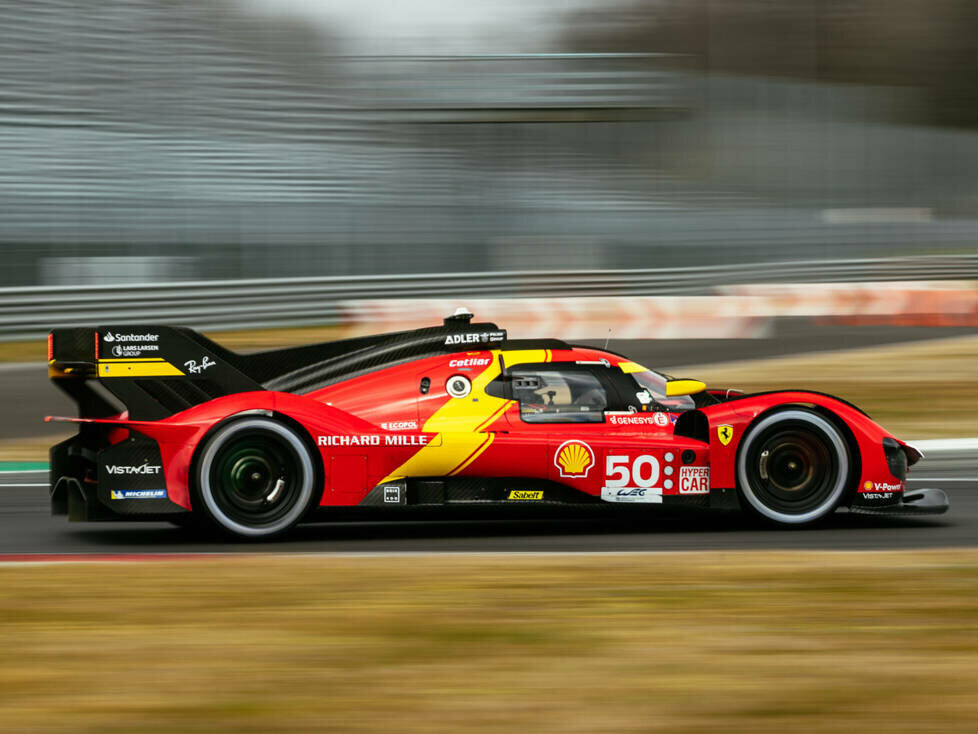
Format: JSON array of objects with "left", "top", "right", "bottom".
[
  {"left": 1, "top": 0, "right": 977, "bottom": 443},
  {"left": 2, "top": 0, "right": 978, "bottom": 290}
]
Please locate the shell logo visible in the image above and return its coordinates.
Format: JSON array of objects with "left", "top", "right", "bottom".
[
  {"left": 863, "top": 480, "right": 873, "bottom": 491},
  {"left": 554, "top": 440, "right": 595, "bottom": 478}
]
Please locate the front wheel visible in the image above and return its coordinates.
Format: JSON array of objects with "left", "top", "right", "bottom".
[
  {"left": 736, "top": 409, "right": 852, "bottom": 526},
  {"left": 194, "top": 417, "right": 317, "bottom": 539}
]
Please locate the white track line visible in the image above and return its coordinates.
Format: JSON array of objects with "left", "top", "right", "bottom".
[
  {"left": 0, "top": 362, "right": 37, "bottom": 373},
  {"left": 911, "top": 438, "right": 978, "bottom": 452},
  {"left": 907, "top": 478, "right": 976, "bottom": 482}
]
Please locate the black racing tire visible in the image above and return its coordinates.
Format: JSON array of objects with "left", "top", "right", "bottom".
[
  {"left": 194, "top": 417, "right": 316, "bottom": 539},
  {"left": 736, "top": 408, "right": 851, "bottom": 526}
]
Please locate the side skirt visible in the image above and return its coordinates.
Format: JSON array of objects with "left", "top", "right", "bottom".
[{"left": 358, "top": 477, "right": 712, "bottom": 509}]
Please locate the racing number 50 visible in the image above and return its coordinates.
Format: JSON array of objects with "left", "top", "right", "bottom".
[{"left": 605, "top": 455, "right": 660, "bottom": 488}]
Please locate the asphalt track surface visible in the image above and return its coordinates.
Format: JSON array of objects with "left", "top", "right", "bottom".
[{"left": 0, "top": 450, "right": 972, "bottom": 554}]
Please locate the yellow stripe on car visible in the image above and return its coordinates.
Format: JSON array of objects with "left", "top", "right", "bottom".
[
  {"left": 618, "top": 361, "right": 648, "bottom": 374},
  {"left": 380, "top": 348, "right": 549, "bottom": 482},
  {"left": 665, "top": 379, "right": 707, "bottom": 397},
  {"left": 98, "top": 358, "right": 170, "bottom": 362},
  {"left": 450, "top": 432, "right": 495, "bottom": 476},
  {"left": 98, "top": 359, "right": 185, "bottom": 377}
]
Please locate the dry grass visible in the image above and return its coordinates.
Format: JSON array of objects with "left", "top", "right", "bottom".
[
  {"left": 1, "top": 551, "right": 977, "bottom": 733},
  {"left": 199, "top": 324, "right": 348, "bottom": 352},
  {"left": 0, "top": 338, "right": 47, "bottom": 364},
  {"left": 667, "top": 334, "right": 978, "bottom": 438},
  {"left": 0, "top": 434, "right": 70, "bottom": 462}
]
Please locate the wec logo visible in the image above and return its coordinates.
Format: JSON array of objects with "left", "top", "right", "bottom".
[{"left": 615, "top": 488, "right": 647, "bottom": 497}]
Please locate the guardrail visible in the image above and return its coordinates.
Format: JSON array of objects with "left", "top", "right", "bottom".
[{"left": 1, "top": 254, "right": 976, "bottom": 342}]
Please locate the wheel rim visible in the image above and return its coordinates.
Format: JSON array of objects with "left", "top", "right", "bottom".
[
  {"left": 750, "top": 428, "right": 834, "bottom": 513},
  {"left": 198, "top": 418, "right": 314, "bottom": 537},
  {"left": 211, "top": 435, "right": 300, "bottom": 523},
  {"left": 737, "top": 410, "right": 849, "bottom": 524}
]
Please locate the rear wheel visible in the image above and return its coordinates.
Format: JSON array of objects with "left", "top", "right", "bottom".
[
  {"left": 194, "top": 417, "right": 316, "bottom": 539},
  {"left": 736, "top": 409, "right": 851, "bottom": 525}
]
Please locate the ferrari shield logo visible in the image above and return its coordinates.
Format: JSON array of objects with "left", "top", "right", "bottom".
[{"left": 717, "top": 425, "right": 734, "bottom": 446}]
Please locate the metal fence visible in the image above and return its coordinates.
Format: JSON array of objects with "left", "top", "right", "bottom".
[{"left": 3, "top": 255, "right": 975, "bottom": 342}]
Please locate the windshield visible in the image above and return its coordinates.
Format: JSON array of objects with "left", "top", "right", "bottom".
[{"left": 628, "top": 369, "right": 697, "bottom": 412}]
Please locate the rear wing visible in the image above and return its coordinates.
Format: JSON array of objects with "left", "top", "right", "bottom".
[{"left": 49, "top": 326, "right": 262, "bottom": 420}]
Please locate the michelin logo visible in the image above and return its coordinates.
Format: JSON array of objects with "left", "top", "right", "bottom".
[{"left": 110, "top": 489, "right": 167, "bottom": 500}]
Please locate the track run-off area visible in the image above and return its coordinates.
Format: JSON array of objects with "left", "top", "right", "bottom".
[{"left": 0, "top": 446, "right": 972, "bottom": 555}]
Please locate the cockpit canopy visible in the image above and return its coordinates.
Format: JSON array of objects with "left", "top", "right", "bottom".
[{"left": 619, "top": 361, "right": 706, "bottom": 413}]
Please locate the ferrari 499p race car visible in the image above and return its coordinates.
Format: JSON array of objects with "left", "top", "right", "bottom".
[{"left": 47, "top": 310, "right": 948, "bottom": 538}]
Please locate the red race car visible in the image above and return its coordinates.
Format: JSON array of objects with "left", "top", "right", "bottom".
[{"left": 47, "top": 311, "right": 947, "bottom": 538}]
